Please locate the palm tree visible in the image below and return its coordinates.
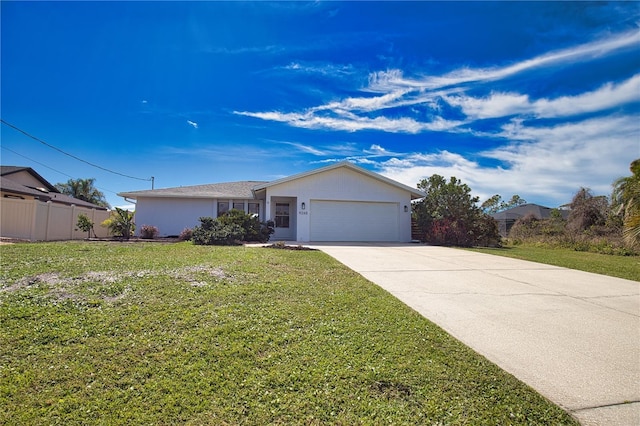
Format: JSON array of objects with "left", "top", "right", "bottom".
[
  {"left": 612, "top": 159, "right": 640, "bottom": 249},
  {"left": 55, "top": 178, "right": 110, "bottom": 208}
]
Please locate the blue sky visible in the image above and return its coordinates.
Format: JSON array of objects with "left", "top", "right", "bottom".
[{"left": 2, "top": 1, "right": 639, "bottom": 210}]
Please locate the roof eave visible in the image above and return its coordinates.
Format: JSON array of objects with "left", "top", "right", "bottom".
[{"left": 254, "top": 161, "right": 425, "bottom": 198}]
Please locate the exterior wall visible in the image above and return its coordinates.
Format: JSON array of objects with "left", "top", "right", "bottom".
[
  {"left": 0, "top": 197, "right": 110, "bottom": 241},
  {"left": 134, "top": 197, "right": 216, "bottom": 237},
  {"left": 4, "top": 170, "right": 49, "bottom": 189},
  {"left": 265, "top": 167, "right": 413, "bottom": 242},
  {"left": 133, "top": 197, "right": 264, "bottom": 237}
]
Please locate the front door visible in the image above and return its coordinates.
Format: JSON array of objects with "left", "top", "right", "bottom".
[{"left": 272, "top": 201, "right": 294, "bottom": 240}]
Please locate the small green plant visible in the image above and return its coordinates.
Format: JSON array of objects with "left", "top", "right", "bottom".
[
  {"left": 139, "top": 224, "right": 159, "bottom": 239},
  {"left": 101, "top": 207, "right": 135, "bottom": 240},
  {"left": 75, "top": 213, "right": 95, "bottom": 239}
]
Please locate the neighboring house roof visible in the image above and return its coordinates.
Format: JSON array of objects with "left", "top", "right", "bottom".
[
  {"left": 0, "top": 166, "right": 58, "bottom": 192},
  {"left": 0, "top": 165, "right": 108, "bottom": 210},
  {"left": 491, "top": 203, "right": 568, "bottom": 220},
  {"left": 118, "top": 181, "right": 269, "bottom": 200},
  {"left": 252, "top": 161, "right": 426, "bottom": 199}
]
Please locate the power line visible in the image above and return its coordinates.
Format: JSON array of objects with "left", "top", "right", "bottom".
[
  {"left": 1, "top": 145, "right": 121, "bottom": 196},
  {"left": 1, "top": 145, "right": 74, "bottom": 179},
  {"left": 1, "top": 119, "right": 152, "bottom": 182}
]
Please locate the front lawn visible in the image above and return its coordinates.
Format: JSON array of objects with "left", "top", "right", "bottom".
[{"left": 0, "top": 241, "right": 577, "bottom": 424}]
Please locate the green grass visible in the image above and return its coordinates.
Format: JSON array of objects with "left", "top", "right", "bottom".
[
  {"left": 469, "top": 244, "right": 640, "bottom": 281},
  {"left": 1, "top": 241, "right": 578, "bottom": 425}
]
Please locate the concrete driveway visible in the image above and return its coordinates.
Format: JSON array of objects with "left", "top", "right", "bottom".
[{"left": 310, "top": 243, "right": 640, "bottom": 426}]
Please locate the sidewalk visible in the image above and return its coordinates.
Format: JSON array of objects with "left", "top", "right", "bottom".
[{"left": 311, "top": 243, "right": 640, "bottom": 426}]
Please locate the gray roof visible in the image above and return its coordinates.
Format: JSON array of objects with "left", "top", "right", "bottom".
[
  {"left": 253, "top": 161, "right": 426, "bottom": 199},
  {"left": 118, "top": 181, "right": 268, "bottom": 200},
  {"left": 492, "top": 203, "right": 568, "bottom": 220},
  {"left": 1, "top": 165, "right": 108, "bottom": 210}
]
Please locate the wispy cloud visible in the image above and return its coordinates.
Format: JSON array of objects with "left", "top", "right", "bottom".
[
  {"left": 274, "top": 140, "right": 327, "bottom": 156},
  {"left": 236, "top": 28, "right": 639, "bottom": 135},
  {"left": 283, "top": 61, "right": 355, "bottom": 76},
  {"left": 444, "top": 74, "right": 640, "bottom": 120},
  {"left": 366, "top": 28, "right": 640, "bottom": 93},
  {"left": 235, "top": 110, "right": 465, "bottom": 134}
]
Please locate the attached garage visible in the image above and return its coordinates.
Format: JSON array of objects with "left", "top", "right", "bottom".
[{"left": 310, "top": 200, "right": 399, "bottom": 242}]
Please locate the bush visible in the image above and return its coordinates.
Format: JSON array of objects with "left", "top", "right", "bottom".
[
  {"left": 140, "top": 225, "right": 159, "bottom": 239},
  {"left": 509, "top": 214, "right": 542, "bottom": 240},
  {"left": 217, "top": 209, "right": 275, "bottom": 243},
  {"left": 192, "top": 217, "right": 245, "bottom": 246},
  {"left": 178, "top": 228, "right": 193, "bottom": 241}
]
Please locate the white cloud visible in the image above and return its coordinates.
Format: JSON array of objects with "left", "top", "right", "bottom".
[
  {"left": 113, "top": 203, "right": 136, "bottom": 212},
  {"left": 375, "top": 114, "right": 639, "bottom": 206},
  {"left": 238, "top": 29, "right": 639, "bottom": 134},
  {"left": 187, "top": 120, "right": 198, "bottom": 129},
  {"left": 366, "top": 29, "right": 640, "bottom": 94},
  {"left": 444, "top": 74, "right": 640, "bottom": 120},
  {"left": 276, "top": 141, "right": 326, "bottom": 156},
  {"left": 235, "top": 110, "right": 465, "bottom": 134}
]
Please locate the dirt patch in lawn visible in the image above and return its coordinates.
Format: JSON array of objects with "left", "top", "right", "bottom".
[{"left": 1, "top": 265, "right": 229, "bottom": 304}]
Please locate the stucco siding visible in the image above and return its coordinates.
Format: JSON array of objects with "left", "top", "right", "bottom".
[{"left": 134, "top": 197, "right": 216, "bottom": 237}]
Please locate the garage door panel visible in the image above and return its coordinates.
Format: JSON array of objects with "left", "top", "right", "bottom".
[{"left": 310, "top": 200, "right": 398, "bottom": 242}]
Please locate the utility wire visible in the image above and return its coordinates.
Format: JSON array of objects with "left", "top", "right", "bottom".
[
  {"left": 1, "top": 145, "right": 120, "bottom": 196},
  {"left": 1, "top": 119, "right": 152, "bottom": 182}
]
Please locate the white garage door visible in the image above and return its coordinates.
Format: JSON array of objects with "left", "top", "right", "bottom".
[{"left": 310, "top": 200, "right": 399, "bottom": 242}]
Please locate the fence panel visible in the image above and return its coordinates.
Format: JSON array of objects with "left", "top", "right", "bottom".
[
  {"left": 1, "top": 198, "right": 113, "bottom": 241},
  {"left": 0, "top": 198, "right": 35, "bottom": 239}
]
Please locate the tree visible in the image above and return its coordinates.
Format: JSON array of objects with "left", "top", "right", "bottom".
[
  {"left": 413, "top": 175, "right": 500, "bottom": 246},
  {"left": 76, "top": 213, "right": 95, "bottom": 239},
  {"left": 481, "top": 194, "right": 527, "bottom": 214},
  {"left": 612, "top": 159, "right": 640, "bottom": 248},
  {"left": 55, "top": 178, "right": 110, "bottom": 208}
]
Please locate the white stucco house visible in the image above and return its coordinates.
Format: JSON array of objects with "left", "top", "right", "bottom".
[{"left": 118, "top": 162, "right": 425, "bottom": 242}]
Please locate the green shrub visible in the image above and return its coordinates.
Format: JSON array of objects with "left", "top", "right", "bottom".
[
  {"left": 217, "top": 209, "right": 274, "bottom": 243},
  {"left": 192, "top": 217, "right": 244, "bottom": 245}
]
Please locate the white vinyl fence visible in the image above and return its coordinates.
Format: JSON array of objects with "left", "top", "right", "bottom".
[{"left": 0, "top": 198, "right": 111, "bottom": 241}]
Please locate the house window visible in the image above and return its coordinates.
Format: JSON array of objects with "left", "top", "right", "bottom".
[
  {"left": 233, "top": 202, "right": 244, "bottom": 211},
  {"left": 217, "top": 201, "right": 229, "bottom": 216},
  {"left": 248, "top": 202, "right": 260, "bottom": 215},
  {"left": 275, "top": 203, "right": 290, "bottom": 228}
]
